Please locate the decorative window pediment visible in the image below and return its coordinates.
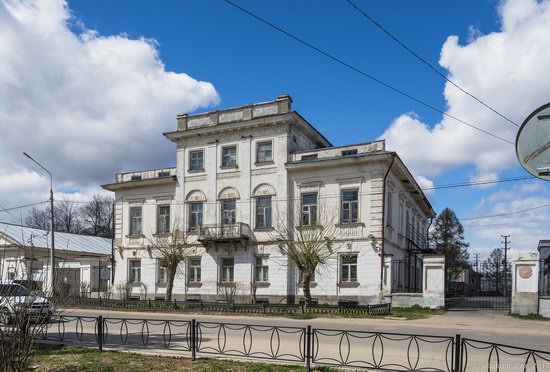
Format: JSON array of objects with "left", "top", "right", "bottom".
[
  {"left": 218, "top": 187, "right": 240, "bottom": 200},
  {"left": 252, "top": 183, "right": 276, "bottom": 197},
  {"left": 186, "top": 190, "right": 207, "bottom": 202}
]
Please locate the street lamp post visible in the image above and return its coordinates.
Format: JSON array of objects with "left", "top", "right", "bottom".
[{"left": 23, "top": 152, "right": 55, "bottom": 295}]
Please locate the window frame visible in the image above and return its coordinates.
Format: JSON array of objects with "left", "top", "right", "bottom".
[
  {"left": 221, "top": 199, "right": 237, "bottom": 225},
  {"left": 189, "top": 149, "right": 204, "bottom": 171},
  {"left": 340, "top": 254, "right": 358, "bottom": 282},
  {"left": 157, "top": 259, "right": 167, "bottom": 284},
  {"left": 188, "top": 202, "right": 204, "bottom": 232},
  {"left": 157, "top": 205, "right": 171, "bottom": 234},
  {"left": 221, "top": 145, "right": 238, "bottom": 167},
  {"left": 129, "top": 207, "right": 142, "bottom": 236},
  {"left": 254, "top": 256, "right": 269, "bottom": 282},
  {"left": 220, "top": 257, "right": 235, "bottom": 283},
  {"left": 298, "top": 267, "right": 316, "bottom": 283},
  {"left": 256, "top": 141, "right": 273, "bottom": 163},
  {"left": 340, "top": 189, "right": 359, "bottom": 224},
  {"left": 255, "top": 197, "right": 272, "bottom": 228},
  {"left": 188, "top": 257, "right": 202, "bottom": 283},
  {"left": 128, "top": 259, "right": 142, "bottom": 283},
  {"left": 301, "top": 192, "right": 318, "bottom": 226}
]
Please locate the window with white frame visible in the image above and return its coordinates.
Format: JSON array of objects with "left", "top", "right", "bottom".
[
  {"left": 7, "top": 267, "right": 15, "bottom": 281},
  {"left": 188, "top": 202, "right": 203, "bottom": 231},
  {"left": 222, "top": 145, "right": 237, "bottom": 167},
  {"left": 128, "top": 259, "right": 141, "bottom": 283},
  {"left": 220, "top": 257, "right": 234, "bottom": 282},
  {"left": 386, "top": 191, "right": 394, "bottom": 227},
  {"left": 340, "top": 254, "right": 357, "bottom": 282},
  {"left": 129, "top": 207, "right": 142, "bottom": 235},
  {"left": 255, "top": 256, "right": 269, "bottom": 282},
  {"left": 189, "top": 150, "right": 204, "bottom": 171},
  {"left": 157, "top": 259, "right": 167, "bottom": 284},
  {"left": 301, "top": 193, "right": 318, "bottom": 226},
  {"left": 188, "top": 258, "right": 201, "bottom": 282},
  {"left": 256, "top": 141, "right": 273, "bottom": 163},
  {"left": 255, "top": 197, "right": 272, "bottom": 228},
  {"left": 157, "top": 205, "right": 170, "bottom": 234},
  {"left": 340, "top": 190, "right": 358, "bottom": 224},
  {"left": 221, "top": 200, "right": 236, "bottom": 225}
]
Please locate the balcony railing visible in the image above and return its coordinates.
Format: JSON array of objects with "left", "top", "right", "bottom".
[
  {"left": 406, "top": 223, "right": 430, "bottom": 252},
  {"left": 197, "top": 223, "right": 252, "bottom": 244}
]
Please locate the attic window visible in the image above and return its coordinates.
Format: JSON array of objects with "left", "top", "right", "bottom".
[
  {"left": 342, "top": 149, "right": 358, "bottom": 156},
  {"left": 158, "top": 171, "right": 170, "bottom": 178},
  {"left": 301, "top": 154, "right": 318, "bottom": 161},
  {"left": 131, "top": 175, "right": 142, "bottom": 181}
]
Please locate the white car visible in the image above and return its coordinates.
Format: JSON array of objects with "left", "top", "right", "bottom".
[{"left": 0, "top": 283, "right": 54, "bottom": 324}]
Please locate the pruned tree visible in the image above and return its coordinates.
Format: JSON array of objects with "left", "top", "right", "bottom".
[
  {"left": 482, "top": 248, "right": 511, "bottom": 295},
  {"left": 270, "top": 200, "right": 345, "bottom": 305},
  {"left": 80, "top": 194, "right": 114, "bottom": 237},
  {"left": 145, "top": 221, "right": 188, "bottom": 301},
  {"left": 430, "top": 208, "right": 470, "bottom": 283}
]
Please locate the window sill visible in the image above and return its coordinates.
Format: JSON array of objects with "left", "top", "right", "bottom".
[
  {"left": 254, "top": 161, "right": 274, "bottom": 166},
  {"left": 126, "top": 234, "right": 144, "bottom": 239},
  {"left": 187, "top": 282, "right": 202, "bottom": 288},
  {"left": 254, "top": 226, "right": 274, "bottom": 232},
  {"left": 156, "top": 282, "right": 167, "bottom": 287},
  {"left": 338, "top": 281, "right": 360, "bottom": 288},
  {"left": 218, "top": 282, "right": 236, "bottom": 288},
  {"left": 129, "top": 282, "right": 143, "bottom": 287},
  {"left": 298, "top": 281, "right": 317, "bottom": 288},
  {"left": 220, "top": 165, "right": 239, "bottom": 170},
  {"left": 188, "top": 169, "right": 205, "bottom": 173},
  {"left": 295, "top": 224, "right": 323, "bottom": 231},
  {"left": 254, "top": 281, "right": 270, "bottom": 288},
  {"left": 335, "top": 222, "right": 365, "bottom": 228},
  {"left": 153, "top": 233, "right": 171, "bottom": 237}
]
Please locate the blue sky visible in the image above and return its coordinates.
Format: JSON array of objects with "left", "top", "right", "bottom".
[{"left": 1, "top": 0, "right": 549, "bottom": 259}]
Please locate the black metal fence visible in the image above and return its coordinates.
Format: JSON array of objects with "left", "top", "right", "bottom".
[
  {"left": 36, "top": 315, "right": 550, "bottom": 371},
  {"left": 62, "top": 297, "right": 391, "bottom": 316}
]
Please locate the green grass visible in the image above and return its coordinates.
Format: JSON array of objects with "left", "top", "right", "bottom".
[
  {"left": 389, "top": 305, "right": 446, "bottom": 320},
  {"left": 510, "top": 313, "right": 550, "bottom": 321},
  {"left": 29, "top": 346, "right": 332, "bottom": 372}
]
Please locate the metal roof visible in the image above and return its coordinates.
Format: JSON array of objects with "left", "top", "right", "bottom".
[{"left": 0, "top": 222, "right": 112, "bottom": 256}]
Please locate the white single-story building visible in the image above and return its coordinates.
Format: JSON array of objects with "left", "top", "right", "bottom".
[{"left": 0, "top": 222, "right": 113, "bottom": 297}]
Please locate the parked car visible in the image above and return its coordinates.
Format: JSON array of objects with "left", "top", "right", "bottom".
[{"left": 0, "top": 283, "right": 54, "bottom": 324}]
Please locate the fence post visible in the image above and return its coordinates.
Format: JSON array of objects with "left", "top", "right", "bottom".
[
  {"left": 305, "top": 325, "right": 312, "bottom": 371},
  {"left": 454, "top": 334, "right": 462, "bottom": 372},
  {"left": 191, "top": 319, "right": 196, "bottom": 361},
  {"left": 98, "top": 316, "right": 103, "bottom": 352}
]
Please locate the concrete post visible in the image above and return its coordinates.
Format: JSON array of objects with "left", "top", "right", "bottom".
[
  {"left": 511, "top": 252, "right": 539, "bottom": 315},
  {"left": 382, "top": 256, "right": 392, "bottom": 294},
  {"left": 422, "top": 255, "right": 445, "bottom": 309}
]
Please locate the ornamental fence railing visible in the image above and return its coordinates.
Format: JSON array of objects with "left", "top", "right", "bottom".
[
  {"left": 62, "top": 297, "right": 391, "bottom": 316},
  {"left": 32, "top": 315, "right": 550, "bottom": 371}
]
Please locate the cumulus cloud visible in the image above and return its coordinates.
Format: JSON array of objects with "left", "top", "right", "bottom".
[
  {"left": 0, "top": 0, "right": 219, "bottom": 212},
  {"left": 379, "top": 0, "right": 550, "bottom": 182}
]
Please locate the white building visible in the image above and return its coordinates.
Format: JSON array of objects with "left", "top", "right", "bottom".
[
  {"left": 102, "top": 95, "right": 435, "bottom": 304},
  {"left": 0, "top": 222, "right": 113, "bottom": 297}
]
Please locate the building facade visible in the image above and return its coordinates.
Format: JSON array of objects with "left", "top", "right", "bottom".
[
  {"left": 0, "top": 222, "right": 112, "bottom": 297},
  {"left": 103, "top": 95, "right": 435, "bottom": 304}
]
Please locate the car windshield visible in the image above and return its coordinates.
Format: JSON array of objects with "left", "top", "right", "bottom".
[{"left": 0, "top": 284, "right": 30, "bottom": 296}]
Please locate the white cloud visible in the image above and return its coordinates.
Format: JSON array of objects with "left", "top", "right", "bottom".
[
  {"left": 0, "top": 0, "right": 219, "bottom": 212},
  {"left": 379, "top": 0, "right": 550, "bottom": 182}
]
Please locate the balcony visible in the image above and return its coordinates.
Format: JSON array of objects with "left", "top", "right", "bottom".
[
  {"left": 197, "top": 223, "right": 253, "bottom": 247},
  {"left": 406, "top": 223, "right": 431, "bottom": 253}
]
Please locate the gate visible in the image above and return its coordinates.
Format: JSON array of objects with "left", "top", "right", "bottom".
[{"left": 446, "top": 262, "right": 511, "bottom": 311}]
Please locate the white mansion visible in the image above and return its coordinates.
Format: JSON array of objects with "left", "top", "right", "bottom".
[{"left": 103, "top": 95, "right": 435, "bottom": 304}]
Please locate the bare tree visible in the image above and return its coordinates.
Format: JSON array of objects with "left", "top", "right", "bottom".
[
  {"left": 145, "top": 221, "right": 188, "bottom": 301},
  {"left": 24, "top": 207, "right": 50, "bottom": 230},
  {"left": 80, "top": 194, "right": 114, "bottom": 238},
  {"left": 270, "top": 200, "right": 345, "bottom": 305},
  {"left": 54, "top": 199, "right": 82, "bottom": 233}
]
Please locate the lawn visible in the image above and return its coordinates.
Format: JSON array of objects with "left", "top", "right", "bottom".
[
  {"left": 389, "top": 305, "right": 446, "bottom": 320},
  {"left": 29, "top": 346, "right": 329, "bottom": 372},
  {"left": 510, "top": 313, "right": 550, "bottom": 321}
]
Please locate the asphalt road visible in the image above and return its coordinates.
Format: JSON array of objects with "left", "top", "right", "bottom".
[{"left": 40, "top": 308, "right": 550, "bottom": 371}]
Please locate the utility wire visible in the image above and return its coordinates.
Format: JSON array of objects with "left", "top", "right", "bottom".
[
  {"left": 463, "top": 218, "right": 550, "bottom": 228},
  {"left": 460, "top": 202, "right": 550, "bottom": 221},
  {"left": 344, "top": 0, "right": 519, "bottom": 128},
  {"left": 223, "top": 0, "right": 515, "bottom": 145},
  {"left": 0, "top": 200, "right": 49, "bottom": 214}
]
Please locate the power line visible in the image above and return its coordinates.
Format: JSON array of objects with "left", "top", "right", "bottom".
[
  {"left": 463, "top": 218, "right": 550, "bottom": 228},
  {"left": 344, "top": 0, "right": 519, "bottom": 128},
  {"left": 460, "top": 202, "right": 550, "bottom": 221},
  {"left": 0, "top": 200, "right": 49, "bottom": 214},
  {"left": 222, "top": 0, "right": 515, "bottom": 146}
]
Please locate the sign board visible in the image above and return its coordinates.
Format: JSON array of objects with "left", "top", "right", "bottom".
[
  {"left": 100, "top": 268, "right": 111, "bottom": 281},
  {"left": 516, "top": 103, "right": 550, "bottom": 181}
]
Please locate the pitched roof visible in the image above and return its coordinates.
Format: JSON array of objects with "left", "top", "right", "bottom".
[{"left": 0, "top": 222, "right": 112, "bottom": 256}]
